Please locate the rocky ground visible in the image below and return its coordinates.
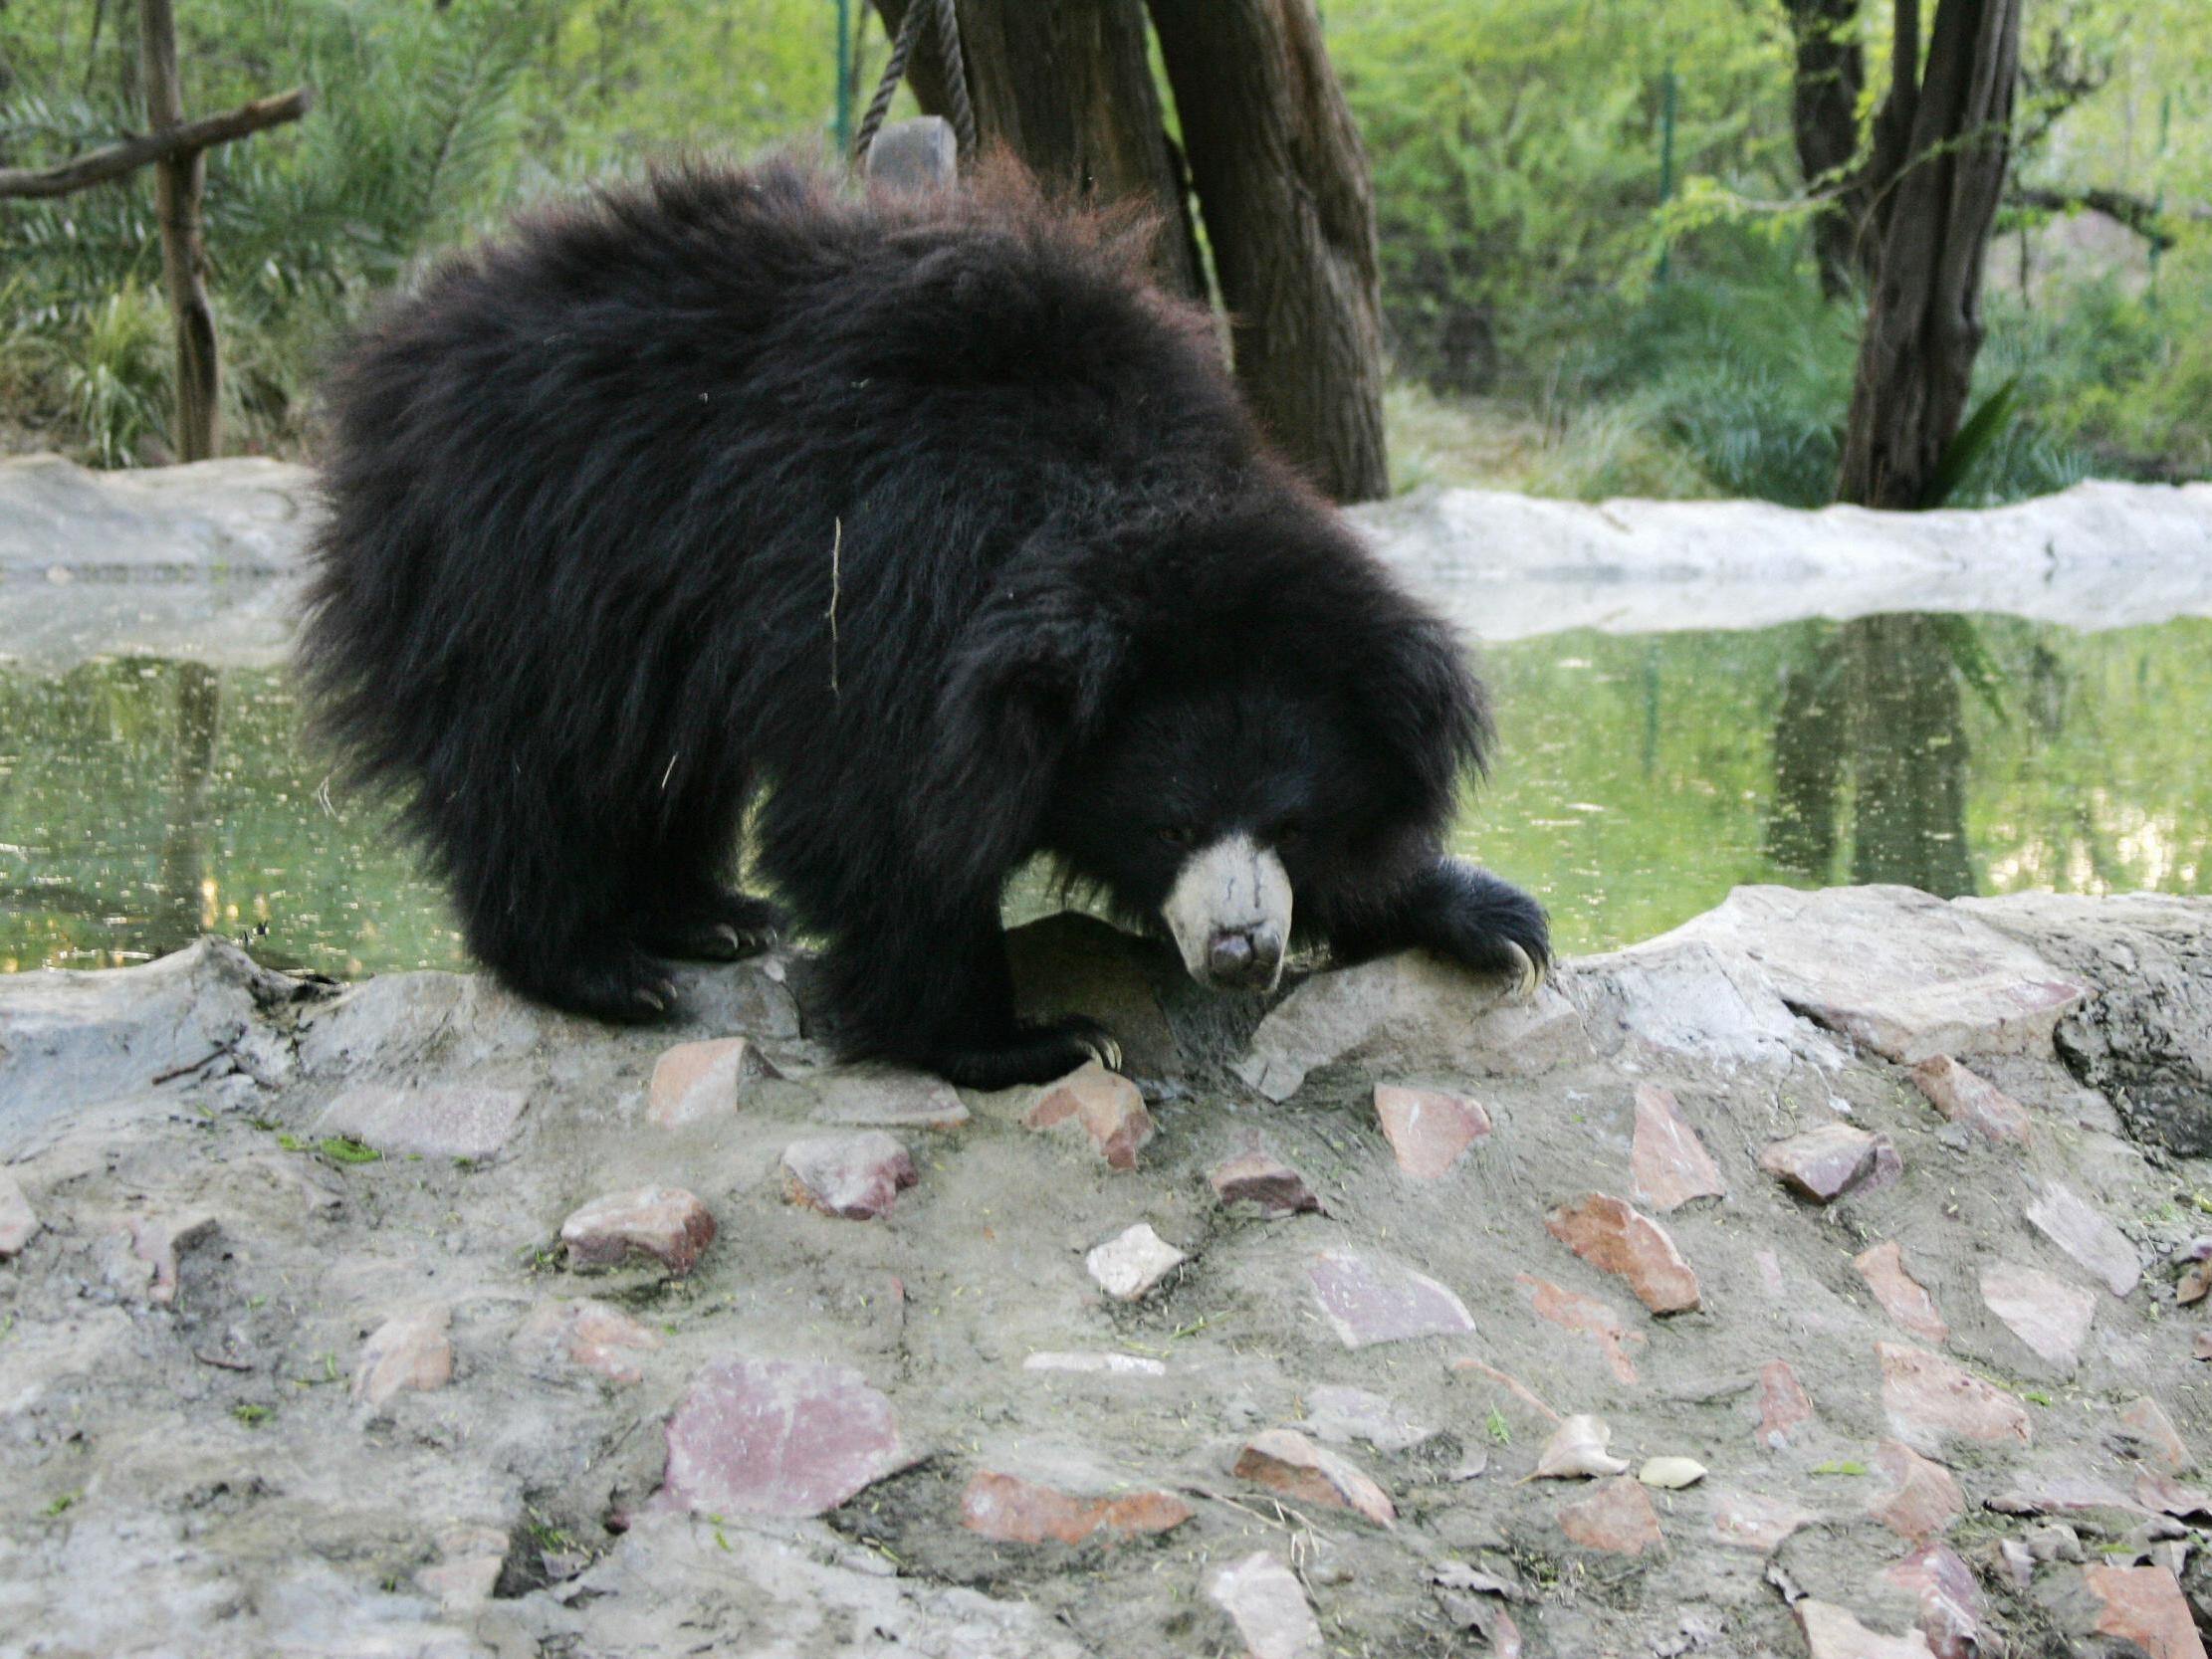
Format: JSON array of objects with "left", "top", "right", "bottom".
[{"left": 3, "top": 884, "right": 2212, "bottom": 1659}]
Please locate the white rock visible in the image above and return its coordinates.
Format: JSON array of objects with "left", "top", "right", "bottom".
[
  {"left": 1209, "top": 1551, "right": 1322, "bottom": 1659},
  {"left": 1022, "top": 1350, "right": 1167, "bottom": 1377},
  {"left": 1638, "top": 1456, "right": 1707, "bottom": 1490},
  {"left": 1085, "top": 1223, "right": 1186, "bottom": 1301}
]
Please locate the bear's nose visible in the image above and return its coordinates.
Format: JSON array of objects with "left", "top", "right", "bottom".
[{"left": 1207, "top": 926, "right": 1281, "bottom": 989}]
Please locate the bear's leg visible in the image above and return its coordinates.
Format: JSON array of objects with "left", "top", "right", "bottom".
[
  {"left": 1326, "top": 856, "right": 1551, "bottom": 985},
  {"left": 431, "top": 789, "right": 680, "bottom": 1022},
  {"left": 824, "top": 897, "right": 1119, "bottom": 1089},
  {"left": 632, "top": 772, "right": 787, "bottom": 962}
]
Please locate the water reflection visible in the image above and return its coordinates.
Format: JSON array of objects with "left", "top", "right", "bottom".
[{"left": 2, "top": 611, "right": 2207, "bottom": 971}]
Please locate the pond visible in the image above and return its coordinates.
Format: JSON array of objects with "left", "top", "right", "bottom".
[{"left": 3, "top": 611, "right": 2207, "bottom": 976}]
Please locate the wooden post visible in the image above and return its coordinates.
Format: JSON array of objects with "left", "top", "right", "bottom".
[{"left": 138, "top": 0, "right": 221, "bottom": 462}]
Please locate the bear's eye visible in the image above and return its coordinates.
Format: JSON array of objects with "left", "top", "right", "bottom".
[{"left": 1156, "top": 825, "right": 1196, "bottom": 849}]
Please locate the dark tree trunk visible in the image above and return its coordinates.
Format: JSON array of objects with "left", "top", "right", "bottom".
[
  {"left": 1147, "top": 0, "right": 1389, "bottom": 503},
  {"left": 870, "top": 0, "right": 1205, "bottom": 302},
  {"left": 1835, "top": 0, "right": 2023, "bottom": 510},
  {"left": 1784, "top": 0, "right": 1872, "bottom": 297},
  {"left": 1763, "top": 629, "right": 1845, "bottom": 880},
  {"left": 138, "top": 0, "right": 220, "bottom": 462},
  {"left": 1842, "top": 614, "right": 1975, "bottom": 897}
]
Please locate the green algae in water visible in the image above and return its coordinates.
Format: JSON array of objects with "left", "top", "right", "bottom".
[{"left": 2, "top": 612, "right": 2207, "bottom": 975}]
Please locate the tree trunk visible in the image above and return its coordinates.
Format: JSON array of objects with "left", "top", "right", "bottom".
[
  {"left": 1843, "top": 614, "right": 1975, "bottom": 896},
  {"left": 1784, "top": 0, "right": 1872, "bottom": 297},
  {"left": 137, "top": 0, "right": 220, "bottom": 462},
  {"left": 870, "top": 0, "right": 1205, "bottom": 302},
  {"left": 1147, "top": 0, "right": 1389, "bottom": 503},
  {"left": 1834, "top": 0, "right": 2022, "bottom": 510}
]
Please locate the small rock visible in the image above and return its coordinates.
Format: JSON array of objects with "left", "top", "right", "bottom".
[
  {"left": 1639, "top": 1456, "right": 1706, "bottom": 1490},
  {"left": 1300, "top": 1385, "right": 1435, "bottom": 1453},
  {"left": 1234, "top": 1428, "right": 1396, "bottom": 1526},
  {"left": 512, "top": 1299, "right": 662, "bottom": 1385},
  {"left": 1794, "top": 1600, "right": 1936, "bottom": 1659},
  {"left": 648, "top": 1037, "right": 774, "bottom": 1128},
  {"left": 417, "top": 1553, "right": 503, "bottom": 1608},
  {"left": 1881, "top": 1546, "right": 1983, "bottom": 1659},
  {"left": 2136, "top": 1472, "right": 2212, "bottom": 1520},
  {"left": 315, "top": 1082, "right": 529, "bottom": 1160},
  {"left": 1518, "top": 1272, "right": 1645, "bottom": 1384},
  {"left": 1373, "top": 1083, "right": 1491, "bottom": 1178},
  {"left": 1209, "top": 1552, "right": 1322, "bottom": 1659},
  {"left": 2117, "top": 1396, "right": 2193, "bottom": 1475},
  {"left": 1998, "top": 1538, "right": 2035, "bottom": 1587},
  {"left": 1023, "top": 1062, "right": 1154, "bottom": 1169},
  {"left": 1543, "top": 1193, "right": 1700, "bottom": 1314},
  {"left": 959, "top": 1471, "right": 1192, "bottom": 1545},
  {"left": 2026, "top": 1522, "right": 2085, "bottom": 1562},
  {"left": 1909, "top": 1056, "right": 2032, "bottom": 1145},
  {"left": 0, "top": 1168, "right": 40, "bottom": 1257},
  {"left": 1556, "top": 1476, "right": 1661, "bottom": 1555},
  {"left": 559, "top": 1186, "right": 716, "bottom": 1275},
  {"left": 1085, "top": 1223, "right": 1186, "bottom": 1301},
  {"left": 779, "top": 1133, "right": 916, "bottom": 1220},
  {"left": 353, "top": 1306, "right": 454, "bottom": 1407},
  {"left": 1988, "top": 1476, "right": 2142, "bottom": 1515},
  {"left": 1307, "top": 1247, "right": 1475, "bottom": 1348},
  {"left": 120, "top": 1214, "right": 218, "bottom": 1306},
  {"left": 1022, "top": 1350, "right": 1167, "bottom": 1377},
  {"left": 807, "top": 1066, "right": 970, "bottom": 1130},
  {"left": 1757, "top": 1122, "right": 1881, "bottom": 1203},
  {"left": 1756, "top": 1360, "right": 1814, "bottom": 1449},
  {"left": 2026, "top": 1182, "right": 2141, "bottom": 1297},
  {"left": 1878, "top": 1342, "right": 2032, "bottom": 1452},
  {"left": 1980, "top": 1261, "right": 2097, "bottom": 1370},
  {"left": 2080, "top": 1564, "right": 2206, "bottom": 1659},
  {"left": 661, "top": 1356, "right": 903, "bottom": 1518},
  {"left": 1854, "top": 1241, "right": 1950, "bottom": 1345},
  {"left": 1630, "top": 1083, "right": 1726, "bottom": 1211},
  {"left": 1867, "top": 1439, "right": 1963, "bottom": 1541},
  {"left": 2198, "top": 1331, "right": 2212, "bottom": 1361},
  {"left": 1712, "top": 1490, "right": 1817, "bottom": 1552},
  {"left": 1208, "top": 1147, "right": 1323, "bottom": 1216}
]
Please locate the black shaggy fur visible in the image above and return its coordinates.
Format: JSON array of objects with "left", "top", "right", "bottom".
[{"left": 302, "top": 159, "right": 1548, "bottom": 1088}]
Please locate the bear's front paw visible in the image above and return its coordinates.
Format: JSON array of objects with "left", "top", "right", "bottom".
[
  {"left": 1432, "top": 882, "right": 1552, "bottom": 995},
  {"left": 519, "top": 948, "right": 681, "bottom": 1024},
  {"left": 929, "top": 1016, "right": 1124, "bottom": 1091}
]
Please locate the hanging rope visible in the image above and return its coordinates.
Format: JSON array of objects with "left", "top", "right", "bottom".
[{"left": 852, "top": 0, "right": 977, "bottom": 169}]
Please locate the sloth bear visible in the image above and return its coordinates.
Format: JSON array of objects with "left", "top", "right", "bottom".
[{"left": 302, "top": 160, "right": 1548, "bottom": 1089}]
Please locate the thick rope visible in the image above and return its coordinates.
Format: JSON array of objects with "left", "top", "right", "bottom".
[{"left": 852, "top": 0, "right": 977, "bottom": 168}]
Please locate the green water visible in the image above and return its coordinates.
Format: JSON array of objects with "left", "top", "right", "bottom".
[{"left": 3, "top": 612, "right": 2207, "bottom": 976}]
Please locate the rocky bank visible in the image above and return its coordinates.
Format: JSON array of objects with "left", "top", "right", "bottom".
[{"left": 4, "top": 885, "right": 2212, "bottom": 1657}]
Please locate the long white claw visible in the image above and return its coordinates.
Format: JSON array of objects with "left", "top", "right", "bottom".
[{"left": 1504, "top": 940, "right": 1542, "bottom": 1000}]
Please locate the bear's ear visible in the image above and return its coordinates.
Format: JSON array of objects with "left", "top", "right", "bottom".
[
  {"left": 911, "top": 585, "right": 1126, "bottom": 901},
  {"left": 1349, "top": 611, "right": 1492, "bottom": 831}
]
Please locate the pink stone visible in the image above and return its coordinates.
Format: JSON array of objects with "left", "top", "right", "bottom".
[
  {"left": 125, "top": 1214, "right": 217, "bottom": 1306},
  {"left": 559, "top": 1186, "right": 716, "bottom": 1275},
  {"left": 1234, "top": 1428, "right": 1396, "bottom": 1526},
  {"left": 648, "top": 1038, "right": 773, "bottom": 1128},
  {"left": 1757, "top": 1122, "right": 1880, "bottom": 1202},
  {"left": 1373, "top": 1083, "right": 1491, "bottom": 1179},
  {"left": 1910, "top": 1056, "right": 2031, "bottom": 1145},
  {"left": 1878, "top": 1342, "right": 2032, "bottom": 1452},
  {"left": 1711, "top": 1490, "right": 1817, "bottom": 1552},
  {"left": 1756, "top": 1359, "right": 1814, "bottom": 1449},
  {"left": 1544, "top": 1193, "right": 1700, "bottom": 1315},
  {"left": 2198, "top": 1331, "right": 2212, "bottom": 1361},
  {"left": 2082, "top": 1565, "right": 2207, "bottom": 1659},
  {"left": 1307, "top": 1248, "right": 1474, "bottom": 1348},
  {"left": 1450, "top": 1357, "right": 1561, "bottom": 1423},
  {"left": 1881, "top": 1543, "right": 1983, "bottom": 1659},
  {"left": 1208, "top": 1147, "right": 1323, "bottom": 1216},
  {"left": 2136, "top": 1472, "right": 2212, "bottom": 1520},
  {"left": 1988, "top": 1476, "right": 2143, "bottom": 1516},
  {"left": 0, "top": 1169, "right": 40, "bottom": 1257},
  {"left": 661, "top": 1356, "right": 903, "bottom": 1518},
  {"left": 2118, "top": 1396, "right": 2193, "bottom": 1476},
  {"left": 316, "top": 1082, "right": 529, "bottom": 1160},
  {"left": 1867, "top": 1439, "right": 1963, "bottom": 1541},
  {"left": 353, "top": 1305, "right": 454, "bottom": 1407},
  {"left": 2026, "top": 1182, "right": 2141, "bottom": 1297},
  {"left": 1209, "top": 1552, "right": 1322, "bottom": 1659},
  {"left": 1854, "top": 1241, "right": 1949, "bottom": 1345},
  {"left": 1517, "top": 1272, "right": 1645, "bottom": 1385},
  {"left": 1630, "top": 1083, "right": 1725, "bottom": 1212},
  {"left": 809, "top": 1067, "right": 970, "bottom": 1130},
  {"left": 959, "top": 1471, "right": 1192, "bottom": 1545},
  {"left": 1556, "top": 1476, "right": 1661, "bottom": 1555},
  {"left": 513, "top": 1298, "right": 662, "bottom": 1385},
  {"left": 1980, "top": 1261, "right": 2097, "bottom": 1370},
  {"left": 779, "top": 1132, "right": 916, "bottom": 1220},
  {"left": 1757, "top": 1249, "right": 1787, "bottom": 1297},
  {"left": 1795, "top": 1600, "right": 1937, "bottom": 1659},
  {"left": 1022, "top": 1062, "right": 1154, "bottom": 1169}
]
